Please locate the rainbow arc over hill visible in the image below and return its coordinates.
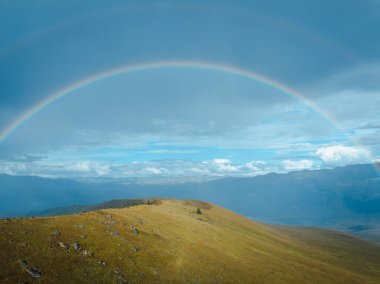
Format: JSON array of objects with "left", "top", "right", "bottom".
[{"left": 0, "top": 60, "right": 345, "bottom": 143}]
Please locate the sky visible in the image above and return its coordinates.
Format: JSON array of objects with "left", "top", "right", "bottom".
[{"left": 0, "top": 0, "right": 379, "bottom": 180}]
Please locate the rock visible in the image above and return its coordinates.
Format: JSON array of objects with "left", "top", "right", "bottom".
[
  {"left": 117, "top": 274, "right": 129, "bottom": 284},
  {"left": 58, "top": 241, "right": 69, "bottom": 249},
  {"left": 111, "top": 231, "right": 120, "bottom": 237},
  {"left": 73, "top": 243, "right": 80, "bottom": 250},
  {"left": 132, "top": 227, "right": 139, "bottom": 235},
  {"left": 26, "top": 266, "right": 42, "bottom": 278},
  {"left": 131, "top": 247, "right": 140, "bottom": 253},
  {"left": 18, "top": 259, "right": 28, "bottom": 268},
  {"left": 96, "top": 260, "right": 107, "bottom": 266},
  {"left": 108, "top": 220, "right": 118, "bottom": 225},
  {"left": 81, "top": 249, "right": 91, "bottom": 257},
  {"left": 51, "top": 229, "right": 60, "bottom": 236}
]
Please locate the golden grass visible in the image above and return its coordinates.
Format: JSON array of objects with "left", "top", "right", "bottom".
[{"left": 1, "top": 199, "right": 380, "bottom": 283}]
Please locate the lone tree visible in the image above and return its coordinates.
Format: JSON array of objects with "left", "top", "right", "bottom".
[{"left": 196, "top": 207, "right": 202, "bottom": 215}]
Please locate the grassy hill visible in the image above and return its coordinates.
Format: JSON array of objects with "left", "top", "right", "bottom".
[
  {"left": 2, "top": 164, "right": 380, "bottom": 244},
  {"left": 1, "top": 199, "right": 380, "bottom": 283}
]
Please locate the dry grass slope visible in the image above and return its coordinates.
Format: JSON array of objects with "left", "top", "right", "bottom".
[{"left": 1, "top": 199, "right": 380, "bottom": 283}]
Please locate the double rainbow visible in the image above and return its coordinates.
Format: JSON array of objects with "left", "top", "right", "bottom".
[{"left": 0, "top": 60, "right": 345, "bottom": 143}]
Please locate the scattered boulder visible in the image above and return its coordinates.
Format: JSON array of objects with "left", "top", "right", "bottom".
[
  {"left": 18, "top": 259, "right": 28, "bottom": 268},
  {"left": 73, "top": 243, "right": 80, "bottom": 250},
  {"left": 118, "top": 274, "right": 129, "bottom": 284},
  {"left": 58, "top": 241, "right": 69, "bottom": 249},
  {"left": 131, "top": 247, "right": 140, "bottom": 253},
  {"left": 96, "top": 260, "right": 107, "bottom": 266},
  {"left": 81, "top": 249, "right": 92, "bottom": 257},
  {"left": 111, "top": 231, "right": 120, "bottom": 237},
  {"left": 132, "top": 227, "right": 139, "bottom": 235},
  {"left": 51, "top": 229, "right": 60, "bottom": 236},
  {"left": 26, "top": 266, "right": 42, "bottom": 278}
]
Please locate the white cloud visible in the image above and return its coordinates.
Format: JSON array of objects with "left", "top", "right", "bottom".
[
  {"left": 66, "top": 162, "right": 91, "bottom": 172},
  {"left": 243, "top": 161, "right": 270, "bottom": 176},
  {"left": 316, "top": 145, "right": 372, "bottom": 166},
  {"left": 65, "top": 161, "right": 110, "bottom": 176},
  {"left": 212, "top": 159, "right": 231, "bottom": 164},
  {"left": 218, "top": 163, "right": 239, "bottom": 172},
  {"left": 0, "top": 162, "right": 26, "bottom": 175},
  {"left": 211, "top": 158, "right": 239, "bottom": 172},
  {"left": 141, "top": 167, "right": 163, "bottom": 175},
  {"left": 282, "top": 159, "right": 314, "bottom": 171},
  {"left": 189, "top": 167, "right": 209, "bottom": 174},
  {"left": 246, "top": 162, "right": 260, "bottom": 171}
]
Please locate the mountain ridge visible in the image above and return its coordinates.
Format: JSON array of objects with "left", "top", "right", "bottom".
[
  {"left": 2, "top": 163, "right": 380, "bottom": 242},
  {"left": 1, "top": 199, "right": 380, "bottom": 283}
]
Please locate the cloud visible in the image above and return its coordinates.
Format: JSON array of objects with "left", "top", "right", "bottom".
[
  {"left": 245, "top": 160, "right": 268, "bottom": 171},
  {"left": 312, "top": 63, "right": 380, "bottom": 95},
  {"left": 212, "top": 159, "right": 231, "bottom": 164},
  {"left": 316, "top": 145, "right": 372, "bottom": 166},
  {"left": 212, "top": 159, "right": 239, "bottom": 172},
  {"left": 141, "top": 167, "right": 163, "bottom": 175},
  {"left": 65, "top": 161, "right": 110, "bottom": 176},
  {"left": 0, "top": 162, "right": 26, "bottom": 175},
  {"left": 245, "top": 162, "right": 260, "bottom": 171},
  {"left": 282, "top": 159, "right": 314, "bottom": 171}
]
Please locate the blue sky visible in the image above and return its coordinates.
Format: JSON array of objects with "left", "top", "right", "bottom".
[{"left": 0, "top": 0, "right": 379, "bottom": 179}]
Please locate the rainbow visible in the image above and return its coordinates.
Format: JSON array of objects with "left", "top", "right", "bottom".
[{"left": 0, "top": 60, "right": 345, "bottom": 143}]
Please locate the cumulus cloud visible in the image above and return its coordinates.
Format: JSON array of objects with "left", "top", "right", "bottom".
[
  {"left": 141, "top": 167, "right": 163, "bottom": 175},
  {"left": 212, "top": 159, "right": 239, "bottom": 172},
  {"left": 245, "top": 162, "right": 260, "bottom": 172},
  {"left": 316, "top": 145, "right": 372, "bottom": 166},
  {"left": 282, "top": 159, "right": 314, "bottom": 171},
  {"left": 65, "top": 161, "right": 110, "bottom": 176}
]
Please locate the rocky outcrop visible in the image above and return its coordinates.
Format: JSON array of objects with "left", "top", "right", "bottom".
[{"left": 26, "top": 266, "right": 42, "bottom": 278}]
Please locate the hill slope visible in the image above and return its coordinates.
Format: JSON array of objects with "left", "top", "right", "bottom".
[{"left": 1, "top": 199, "right": 380, "bottom": 283}]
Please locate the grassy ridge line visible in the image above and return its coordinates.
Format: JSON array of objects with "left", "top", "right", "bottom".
[{"left": 25, "top": 198, "right": 158, "bottom": 217}]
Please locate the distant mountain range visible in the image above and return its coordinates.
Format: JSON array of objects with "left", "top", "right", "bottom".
[{"left": 1, "top": 163, "right": 380, "bottom": 241}]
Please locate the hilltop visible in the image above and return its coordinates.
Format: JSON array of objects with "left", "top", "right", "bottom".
[
  {"left": 1, "top": 199, "right": 380, "bottom": 283},
  {"left": 2, "top": 164, "right": 380, "bottom": 242}
]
